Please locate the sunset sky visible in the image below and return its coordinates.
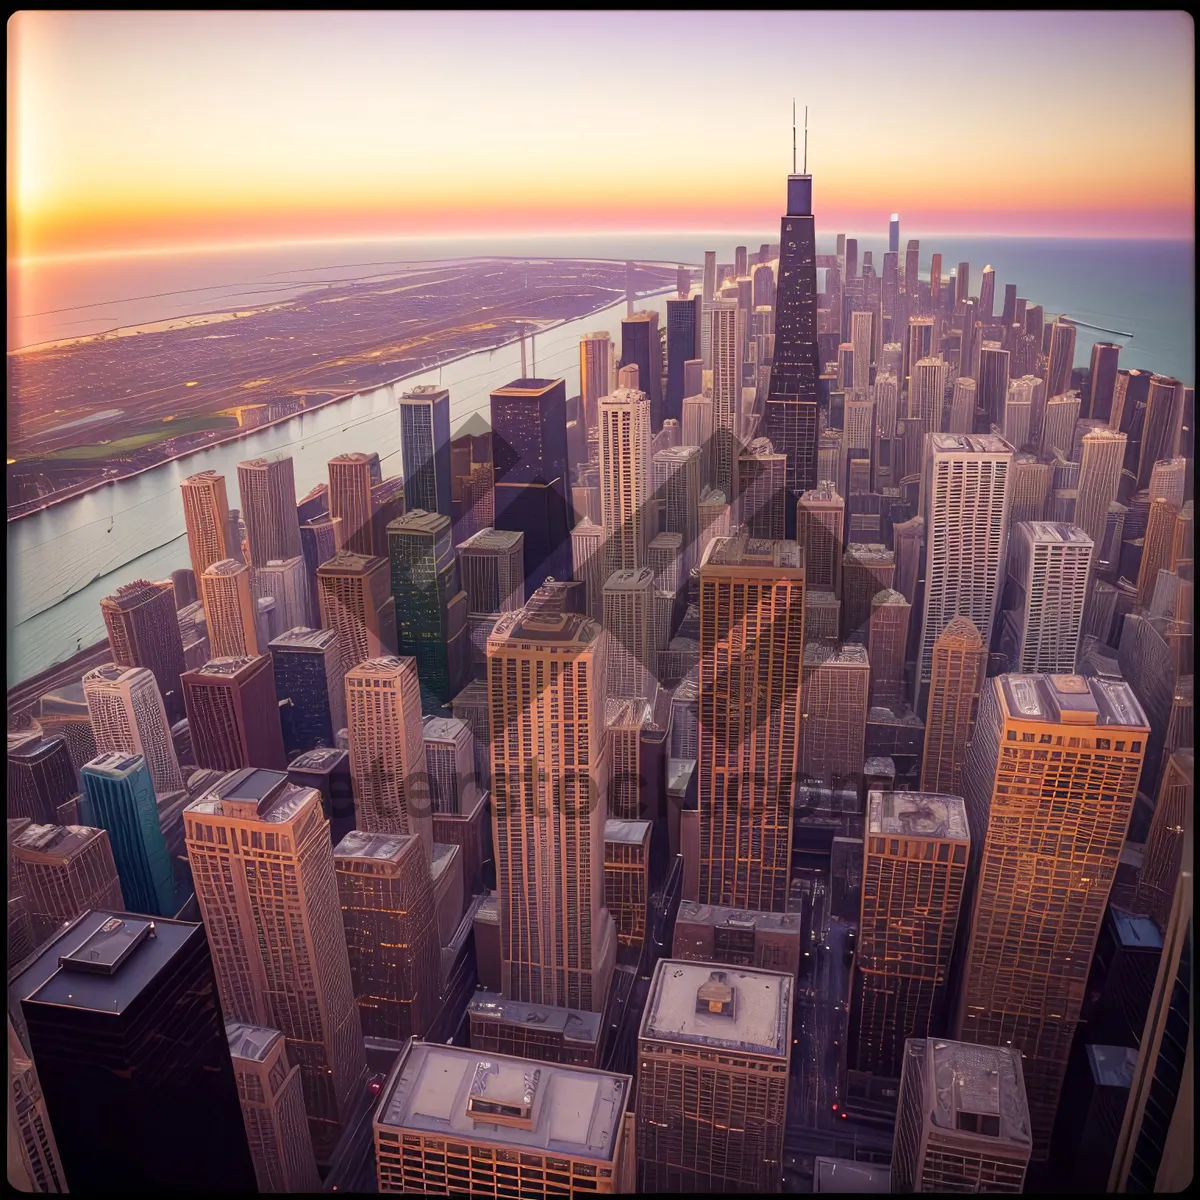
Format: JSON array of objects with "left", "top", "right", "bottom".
[{"left": 8, "top": 11, "right": 1195, "bottom": 261}]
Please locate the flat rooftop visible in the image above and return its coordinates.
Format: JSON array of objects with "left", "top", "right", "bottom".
[
  {"left": 468, "top": 992, "right": 602, "bottom": 1046},
  {"left": 814, "top": 1157, "right": 892, "bottom": 1192},
  {"left": 377, "top": 1042, "right": 628, "bottom": 1161},
  {"left": 82, "top": 750, "right": 144, "bottom": 777},
  {"left": 928, "top": 432, "right": 1013, "bottom": 455},
  {"left": 191, "top": 655, "right": 260, "bottom": 677},
  {"left": 641, "top": 959, "right": 792, "bottom": 1058},
  {"left": 288, "top": 747, "right": 348, "bottom": 772},
  {"left": 804, "top": 642, "right": 870, "bottom": 668},
  {"left": 334, "top": 830, "right": 417, "bottom": 862},
  {"left": 186, "top": 768, "right": 316, "bottom": 825},
  {"left": 867, "top": 791, "right": 969, "bottom": 841},
  {"left": 676, "top": 901, "right": 801, "bottom": 934},
  {"left": 998, "top": 674, "right": 1148, "bottom": 731},
  {"left": 423, "top": 716, "right": 470, "bottom": 742},
  {"left": 1018, "top": 521, "right": 1093, "bottom": 545},
  {"left": 702, "top": 536, "right": 802, "bottom": 571},
  {"left": 925, "top": 1038, "right": 1031, "bottom": 1146},
  {"left": 388, "top": 509, "right": 450, "bottom": 537},
  {"left": 457, "top": 527, "right": 523, "bottom": 552},
  {"left": 15, "top": 912, "right": 202, "bottom": 1018},
  {"left": 270, "top": 626, "right": 339, "bottom": 651},
  {"left": 227, "top": 1021, "right": 283, "bottom": 1063},
  {"left": 13, "top": 823, "right": 106, "bottom": 859},
  {"left": 1088, "top": 1044, "right": 1138, "bottom": 1089},
  {"left": 1110, "top": 908, "right": 1164, "bottom": 950},
  {"left": 604, "top": 819, "right": 651, "bottom": 846}
]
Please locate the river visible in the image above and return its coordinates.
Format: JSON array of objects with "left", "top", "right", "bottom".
[{"left": 7, "top": 289, "right": 672, "bottom": 686}]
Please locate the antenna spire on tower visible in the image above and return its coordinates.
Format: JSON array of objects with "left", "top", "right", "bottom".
[
  {"left": 792, "top": 98, "right": 797, "bottom": 174},
  {"left": 803, "top": 105, "right": 808, "bottom": 174}
]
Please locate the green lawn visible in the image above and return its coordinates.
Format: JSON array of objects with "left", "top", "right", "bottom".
[{"left": 44, "top": 414, "right": 239, "bottom": 461}]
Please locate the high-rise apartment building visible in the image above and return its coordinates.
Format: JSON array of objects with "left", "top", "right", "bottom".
[
  {"left": 181, "top": 654, "right": 287, "bottom": 771},
  {"left": 15, "top": 911, "right": 257, "bottom": 1192},
  {"left": 600, "top": 386, "right": 653, "bottom": 574},
  {"left": 910, "top": 356, "right": 948, "bottom": 435},
  {"left": 920, "top": 616, "right": 986, "bottom": 796},
  {"left": 254, "top": 555, "right": 311, "bottom": 634},
  {"left": 869, "top": 588, "right": 911, "bottom": 704},
  {"left": 488, "top": 583, "right": 616, "bottom": 1012},
  {"left": 799, "top": 642, "right": 869, "bottom": 787},
  {"left": 1044, "top": 321, "right": 1077, "bottom": 400},
  {"left": 181, "top": 470, "right": 231, "bottom": 593},
  {"left": 238, "top": 457, "right": 302, "bottom": 567},
  {"left": 374, "top": 1041, "right": 633, "bottom": 1196},
  {"left": 1009, "top": 452, "right": 1051, "bottom": 524},
  {"left": 738, "top": 437, "right": 788, "bottom": 539},
  {"left": 708, "top": 300, "right": 743, "bottom": 497},
  {"left": 423, "top": 715, "right": 477, "bottom": 815},
  {"left": 636, "top": 959, "right": 793, "bottom": 1192},
  {"left": 1136, "top": 497, "right": 1180, "bottom": 607},
  {"left": 579, "top": 330, "right": 616, "bottom": 437},
  {"left": 603, "top": 568, "right": 655, "bottom": 702},
  {"left": 947, "top": 376, "right": 975, "bottom": 435},
  {"left": 333, "top": 829, "right": 441, "bottom": 1040},
  {"left": 955, "top": 674, "right": 1149, "bottom": 1157},
  {"left": 1136, "top": 375, "right": 1184, "bottom": 489},
  {"left": 620, "top": 310, "right": 664, "bottom": 429},
  {"left": 185, "top": 768, "right": 368, "bottom": 1162},
  {"left": 665, "top": 294, "right": 702, "bottom": 425},
  {"left": 6, "top": 735, "right": 77, "bottom": 826},
  {"left": 978, "top": 265, "right": 996, "bottom": 319},
  {"left": 82, "top": 663, "right": 184, "bottom": 795},
  {"left": 916, "top": 434, "right": 1012, "bottom": 712},
  {"left": 226, "top": 1022, "right": 322, "bottom": 1192},
  {"left": 1132, "top": 748, "right": 1193, "bottom": 931},
  {"left": 1041, "top": 390, "right": 1082, "bottom": 458},
  {"left": 344, "top": 657, "right": 432, "bottom": 857},
  {"left": 457, "top": 526, "right": 525, "bottom": 617},
  {"left": 795, "top": 481, "right": 844, "bottom": 594},
  {"left": 904, "top": 317, "right": 937, "bottom": 391},
  {"left": 201, "top": 557, "right": 262, "bottom": 657},
  {"left": 891, "top": 1038, "right": 1032, "bottom": 1193},
  {"left": 1000, "top": 522, "right": 1093, "bottom": 673},
  {"left": 327, "top": 451, "right": 383, "bottom": 557},
  {"left": 570, "top": 517, "right": 606, "bottom": 621},
  {"left": 698, "top": 537, "right": 804, "bottom": 912},
  {"left": 317, "top": 550, "right": 397, "bottom": 671},
  {"left": 1086, "top": 341, "right": 1121, "bottom": 420},
  {"left": 78, "top": 752, "right": 177, "bottom": 916},
  {"left": 387, "top": 509, "right": 469, "bottom": 708},
  {"left": 100, "top": 579, "right": 187, "bottom": 723},
  {"left": 1076, "top": 427, "right": 1128, "bottom": 563},
  {"left": 11, "top": 822, "right": 124, "bottom": 942},
  {"left": 842, "top": 543, "right": 895, "bottom": 641},
  {"left": 491, "top": 377, "right": 573, "bottom": 595},
  {"left": 270, "top": 625, "right": 345, "bottom": 758},
  {"left": 849, "top": 793, "right": 969, "bottom": 1085},
  {"left": 398, "top": 386, "right": 453, "bottom": 518},
  {"left": 654, "top": 444, "right": 702, "bottom": 570},
  {"left": 764, "top": 173, "right": 820, "bottom": 501}
]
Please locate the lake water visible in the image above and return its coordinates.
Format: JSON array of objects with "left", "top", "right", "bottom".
[{"left": 7, "top": 233, "right": 1194, "bottom": 685}]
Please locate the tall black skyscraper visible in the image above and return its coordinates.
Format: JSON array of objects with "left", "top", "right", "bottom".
[
  {"left": 666, "top": 294, "right": 702, "bottom": 424},
  {"left": 269, "top": 626, "right": 343, "bottom": 758},
  {"left": 490, "top": 377, "right": 573, "bottom": 596},
  {"left": 398, "top": 385, "right": 454, "bottom": 519},
  {"left": 14, "top": 909, "right": 257, "bottom": 1193},
  {"left": 764, "top": 172, "right": 820, "bottom": 514},
  {"left": 621, "top": 311, "right": 665, "bottom": 429}
]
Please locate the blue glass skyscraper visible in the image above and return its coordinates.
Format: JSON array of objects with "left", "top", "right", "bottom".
[{"left": 79, "top": 752, "right": 176, "bottom": 917}]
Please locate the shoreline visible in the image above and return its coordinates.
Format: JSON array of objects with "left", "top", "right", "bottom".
[{"left": 6, "top": 284, "right": 675, "bottom": 524}]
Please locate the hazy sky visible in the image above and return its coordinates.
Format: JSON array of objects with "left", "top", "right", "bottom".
[{"left": 8, "top": 11, "right": 1195, "bottom": 260}]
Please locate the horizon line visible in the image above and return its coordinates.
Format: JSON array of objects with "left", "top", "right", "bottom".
[{"left": 10, "top": 227, "right": 1196, "bottom": 268}]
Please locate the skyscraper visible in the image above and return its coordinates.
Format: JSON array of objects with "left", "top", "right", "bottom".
[
  {"left": 6, "top": 735, "right": 77, "bottom": 826},
  {"left": 423, "top": 715, "right": 477, "bottom": 815},
  {"left": 579, "top": 331, "right": 616, "bottom": 435},
  {"left": 327, "top": 451, "right": 383, "bottom": 557},
  {"left": 181, "top": 654, "right": 287, "bottom": 771},
  {"left": 698, "top": 537, "right": 804, "bottom": 912},
  {"left": 185, "top": 768, "right": 367, "bottom": 1162},
  {"left": 181, "top": 470, "right": 232, "bottom": 596},
  {"left": 398, "top": 386, "right": 453, "bottom": 518},
  {"left": 1086, "top": 341, "right": 1121, "bottom": 420},
  {"left": 488, "top": 582, "right": 616, "bottom": 1012},
  {"left": 78, "top": 752, "right": 176, "bottom": 916},
  {"left": 978, "top": 343, "right": 1012, "bottom": 429},
  {"left": 1133, "top": 748, "right": 1193, "bottom": 931},
  {"left": 7, "top": 1014, "right": 65, "bottom": 1193},
  {"left": 387, "top": 509, "right": 469, "bottom": 708},
  {"left": 200, "top": 557, "right": 262, "bottom": 658},
  {"left": 82, "top": 663, "right": 184, "bottom": 795},
  {"left": 603, "top": 568, "right": 654, "bottom": 703},
  {"left": 333, "top": 829, "right": 441, "bottom": 1040},
  {"left": 665, "top": 294, "right": 702, "bottom": 425},
  {"left": 636, "top": 959, "right": 793, "bottom": 1192},
  {"left": 600, "top": 385, "right": 654, "bottom": 574},
  {"left": 11, "top": 822, "right": 124, "bottom": 942},
  {"left": 889, "top": 213, "right": 900, "bottom": 254},
  {"left": 978, "top": 265, "right": 996, "bottom": 319},
  {"left": 15, "top": 911, "right": 257, "bottom": 1193},
  {"left": 849, "top": 792, "right": 969, "bottom": 1085},
  {"left": 1044, "top": 320, "right": 1077, "bottom": 400},
  {"left": 738, "top": 436, "right": 788, "bottom": 539},
  {"left": 919, "top": 616, "right": 986, "bottom": 796},
  {"left": 1076, "top": 427, "right": 1128, "bottom": 563},
  {"left": 916, "top": 434, "right": 1012, "bottom": 713},
  {"left": 316, "top": 550, "right": 397, "bottom": 671},
  {"left": 799, "top": 642, "right": 869, "bottom": 787},
  {"left": 270, "top": 625, "right": 345, "bottom": 758},
  {"left": 237, "top": 456, "right": 302, "bottom": 567},
  {"left": 891, "top": 1038, "right": 1032, "bottom": 1193},
  {"left": 570, "top": 517, "right": 606, "bottom": 621},
  {"left": 655, "top": 444, "right": 702, "bottom": 571},
  {"left": 100, "top": 579, "right": 188, "bottom": 723},
  {"left": 955, "top": 674, "right": 1149, "bottom": 1157},
  {"left": 765, "top": 171, "right": 820, "bottom": 503},
  {"left": 709, "top": 299, "right": 744, "bottom": 497},
  {"left": 1136, "top": 496, "right": 1180, "bottom": 607},
  {"left": 795, "top": 481, "right": 844, "bottom": 594},
  {"left": 1000, "top": 522, "right": 1093, "bottom": 673},
  {"left": 491, "top": 377, "right": 573, "bottom": 595},
  {"left": 910, "top": 356, "right": 949, "bottom": 435},
  {"left": 344, "top": 657, "right": 432, "bottom": 857},
  {"left": 621, "top": 310, "right": 664, "bottom": 428},
  {"left": 457, "top": 526, "right": 525, "bottom": 616},
  {"left": 226, "top": 1022, "right": 322, "bottom": 1193},
  {"left": 868, "top": 588, "right": 911, "bottom": 704},
  {"left": 254, "top": 555, "right": 311, "bottom": 634}
]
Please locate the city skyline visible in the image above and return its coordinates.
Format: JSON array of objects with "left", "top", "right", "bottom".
[{"left": 9, "top": 11, "right": 1194, "bottom": 261}]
